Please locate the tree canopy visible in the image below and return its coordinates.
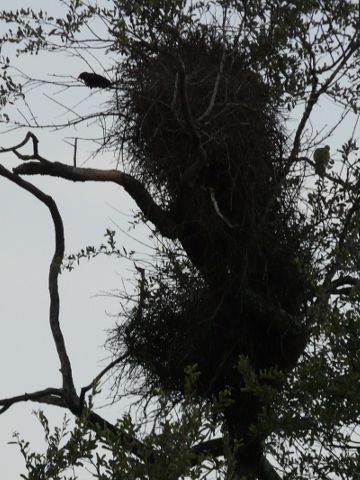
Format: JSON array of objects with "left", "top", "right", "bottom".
[{"left": 1, "top": 1, "right": 360, "bottom": 479}]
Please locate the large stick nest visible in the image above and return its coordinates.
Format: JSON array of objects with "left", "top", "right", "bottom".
[{"left": 111, "top": 29, "right": 313, "bottom": 404}]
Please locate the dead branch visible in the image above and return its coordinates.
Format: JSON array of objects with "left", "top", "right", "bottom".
[
  {"left": 6, "top": 132, "right": 178, "bottom": 239},
  {"left": 196, "top": 42, "right": 226, "bottom": 124},
  {"left": 0, "top": 388, "right": 64, "bottom": 414},
  {"left": 0, "top": 161, "right": 153, "bottom": 461},
  {"left": 0, "top": 163, "right": 79, "bottom": 411},
  {"left": 0, "top": 131, "right": 51, "bottom": 164},
  {"left": 80, "top": 353, "right": 129, "bottom": 403}
]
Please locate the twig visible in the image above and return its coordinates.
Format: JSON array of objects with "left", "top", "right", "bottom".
[
  {"left": 73, "top": 137, "right": 77, "bottom": 166},
  {"left": 196, "top": 40, "right": 226, "bottom": 123},
  {"left": 80, "top": 353, "right": 129, "bottom": 402},
  {"left": 209, "top": 188, "right": 237, "bottom": 228}
]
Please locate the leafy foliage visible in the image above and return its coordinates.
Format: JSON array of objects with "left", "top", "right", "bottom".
[{"left": 13, "top": 374, "right": 228, "bottom": 480}]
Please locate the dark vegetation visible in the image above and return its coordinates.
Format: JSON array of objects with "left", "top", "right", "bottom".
[
  {"left": 109, "top": 28, "right": 314, "bottom": 469},
  {"left": 2, "top": 2, "right": 360, "bottom": 479}
]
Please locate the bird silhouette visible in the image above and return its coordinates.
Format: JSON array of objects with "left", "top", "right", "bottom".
[
  {"left": 78, "top": 72, "right": 112, "bottom": 89},
  {"left": 313, "top": 145, "right": 330, "bottom": 177}
]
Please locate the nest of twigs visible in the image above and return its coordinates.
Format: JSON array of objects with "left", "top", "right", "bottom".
[{"left": 111, "top": 28, "right": 312, "bottom": 403}]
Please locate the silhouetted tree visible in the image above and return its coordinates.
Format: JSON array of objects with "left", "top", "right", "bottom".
[{"left": 1, "top": 2, "right": 360, "bottom": 480}]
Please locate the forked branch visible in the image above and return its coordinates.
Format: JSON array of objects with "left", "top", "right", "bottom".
[{"left": 9, "top": 132, "right": 178, "bottom": 239}]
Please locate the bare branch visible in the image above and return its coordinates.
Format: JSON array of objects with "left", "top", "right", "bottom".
[
  {"left": 0, "top": 386, "right": 154, "bottom": 466},
  {"left": 0, "top": 131, "right": 50, "bottom": 163},
  {"left": 80, "top": 353, "right": 129, "bottom": 403},
  {"left": 209, "top": 188, "right": 237, "bottom": 228},
  {"left": 1, "top": 132, "right": 178, "bottom": 238},
  {"left": 15, "top": 160, "right": 178, "bottom": 238},
  {"left": 0, "top": 163, "right": 79, "bottom": 410},
  {"left": 196, "top": 43, "right": 226, "bottom": 123},
  {"left": 0, "top": 388, "right": 64, "bottom": 414}
]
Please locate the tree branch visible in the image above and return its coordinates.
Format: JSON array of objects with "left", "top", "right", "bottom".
[
  {"left": 0, "top": 131, "right": 51, "bottom": 164},
  {"left": 7, "top": 133, "right": 178, "bottom": 239},
  {"left": 0, "top": 388, "right": 64, "bottom": 414},
  {"left": 256, "top": 456, "right": 282, "bottom": 480},
  {"left": 0, "top": 163, "right": 79, "bottom": 412},
  {"left": 0, "top": 136, "right": 285, "bottom": 478},
  {"left": 328, "top": 275, "right": 360, "bottom": 295},
  {"left": 80, "top": 353, "right": 129, "bottom": 403}
]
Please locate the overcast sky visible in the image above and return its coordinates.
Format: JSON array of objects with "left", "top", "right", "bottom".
[{"left": 0, "top": 1, "right": 359, "bottom": 478}]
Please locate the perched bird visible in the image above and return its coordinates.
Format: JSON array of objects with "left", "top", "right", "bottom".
[
  {"left": 313, "top": 145, "right": 330, "bottom": 177},
  {"left": 78, "top": 72, "right": 112, "bottom": 89}
]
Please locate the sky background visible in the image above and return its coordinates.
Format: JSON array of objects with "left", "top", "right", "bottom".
[{"left": 0, "top": 1, "right": 359, "bottom": 478}]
